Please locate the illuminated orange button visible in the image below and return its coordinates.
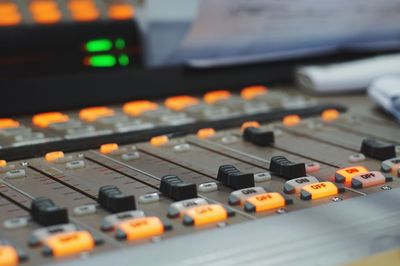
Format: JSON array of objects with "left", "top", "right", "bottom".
[
  {"left": 100, "top": 143, "right": 119, "bottom": 154},
  {"left": 241, "top": 121, "right": 260, "bottom": 131},
  {"left": 0, "top": 245, "right": 18, "bottom": 266},
  {"left": 70, "top": 10, "right": 99, "bottom": 21},
  {"left": 68, "top": 0, "right": 99, "bottom": 21},
  {"left": 244, "top": 192, "right": 286, "bottom": 212},
  {"left": 183, "top": 204, "right": 228, "bottom": 226},
  {"left": 197, "top": 128, "right": 216, "bottom": 139},
  {"left": 335, "top": 166, "right": 369, "bottom": 183},
  {"left": 79, "top": 106, "right": 115, "bottom": 122},
  {"left": 117, "top": 217, "right": 164, "bottom": 241},
  {"left": 0, "top": 118, "right": 19, "bottom": 129},
  {"left": 33, "top": 112, "right": 69, "bottom": 128},
  {"left": 283, "top": 114, "right": 301, "bottom": 127},
  {"left": 44, "top": 231, "right": 95, "bottom": 257},
  {"left": 150, "top": 135, "right": 169, "bottom": 147},
  {"left": 0, "top": 14, "right": 21, "bottom": 26},
  {"left": 203, "top": 90, "right": 231, "bottom": 104},
  {"left": 0, "top": 3, "right": 19, "bottom": 13},
  {"left": 45, "top": 151, "right": 64, "bottom": 162},
  {"left": 300, "top": 182, "right": 341, "bottom": 200},
  {"left": 164, "top": 95, "right": 199, "bottom": 111},
  {"left": 321, "top": 109, "right": 340, "bottom": 122},
  {"left": 123, "top": 100, "right": 158, "bottom": 117},
  {"left": 108, "top": 3, "right": 134, "bottom": 20},
  {"left": 241, "top": 85, "right": 268, "bottom": 100},
  {"left": 29, "top": 0, "right": 62, "bottom": 24},
  {"left": 0, "top": 160, "right": 7, "bottom": 168},
  {"left": 32, "top": 12, "right": 62, "bottom": 24}
]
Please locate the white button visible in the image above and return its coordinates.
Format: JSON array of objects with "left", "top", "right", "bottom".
[
  {"left": 198, "top": 182, "right": 218, "bottom": 193},
  {"left": 173, "top": 143, "right": 191, "bottom": 153},
  {"left": 305, "top": 162, "right": 321, "bottom": 173},
  {"left": 348, "top": 153, "right": 366, "bottom": 163},
  {"left": 5, "top": 169, "right": 26, "bottom": 179},
  {"left": 254, "top": 172, "right": 271, "bottom": 182},
  {"left": 138, "top": 193, "right": 160, "bottom": 204},
  {"left": 3, "top": 217, "right": 29, "bottom": 229},
  {"left": 228, "top": 187, "right": 266, "bottom": 205},
  {"left": 284, "top": 176, "right": 319, "bottom": 194},
  {"left": 167, "top": 198, "right": 208, "bottom": 217},
  {"left": 66, "top": 160, "right": 85, "bottom": 169},
  {"left": 221, "top": 135, "right": 238, "bottom": 144},
  {"left": 121, "top": 151, "right": 140, "bottom": 161},
  {"left": 73, "top": 204, "right": 96, "bottom": 216}
]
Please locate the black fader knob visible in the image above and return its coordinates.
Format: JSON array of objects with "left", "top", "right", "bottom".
[
  {"left": 360, "top": 138, "right": 396, "bottom": 161},
  {"left": 217, "top": 165, "right": 255, "bottom": 189},
  {"left": 31, "top": 197, "right": 69, "bottom": 226},
  {"left": 243, "top": 127, "right": 275, "bottom": 147},
  {"left": 98, "top": 185, "right": 136, "bottom": 213},
  {"left": 270, "top": 156, "right": 306, "bottom": 180},
  {"left": 160, "top": 175, "right": 197, "bottom": 201}
]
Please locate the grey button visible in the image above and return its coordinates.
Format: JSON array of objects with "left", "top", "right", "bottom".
[
  {"left": 73, "top": 204, "right": 96, "bottom": 216},
  {"left": 198, "top": 182, "right": 218, "bottom": 193},
  {"left": 3, "top": 217, "right": 29, "bottom": 229},
  {"left": 254, "top": 172, "right": 272, "bottom": 182},
  {"left": 228, "top": 187, "right": 266, "bottom": 205},
  {"left": 5, "top": 169, "right": 26, "bottom": 179},
  {"left": 121, "top": 151, "right": 140, "bottom": 161},
  {"left": 284, "top": 176, "right": 319, "bottom": 194},
  {"left": 66, "top": 160, "right": 85, "bottom": 169},
  {"left": 138, "top": 193, "right": 160, "bottom": 204}
]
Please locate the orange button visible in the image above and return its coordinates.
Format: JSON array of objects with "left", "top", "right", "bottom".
[
  {"left": 241, "top": 85, "right": 267, "bottom": 100},
  {"left": 0, "top": 118, "right": 19, "bottom": 129},
  {"left": 282, "top": 114, "right": 301, "bottom": 127},
  {"left": 203, "top": 90, "right": 231, "bottom": 104},
  {"left": 0, "top": 245, "right": 18, "bottom": 266},
  {"left": 68, "top": 0, "right": 99, "bottom": 22},
  {"left": 79, "top": 106, "right": 115, "bottom": 122},
  {"left": 44, "top": 231, "right": 95, "bottom": 257},
  {"left": 0, "top": 2, "right": 19, "bottom": 13},
  {"left": 241, "top": 121, "right": 260, "bottom": 131},
  {"left": 335, "top": 166, "right": 369, "bottom": 183},
  {"left": 164, "top": 95, "right": 199, "bottom": 111},
  {"left": 183, "top": 204, "right": 228, "bottom": 226},
  {"left": 0, "top": 160, "right": 7, "bottom": 168},
  {"left": 300, "top": 181, "right": 341, "bottom": 200},
  {"left": 108, "top": 3, "right": 134, "bottom": 20},
  {"left": 117, "top": 217, "right": 164, "bottom": 241},
  {"left": 100, "top": 143, "right": 119, "bottom": 154},
  {"left": 33, "top": 112, "right": 69, "bottom": 128},
  {"left": 197, "top": 128, "right": 216, "bottom": 139},
  {"left": 0, "top": 13, "right": 21, "bottom": 26},
  {"left": 123, "top": 100, "right": 158, "bottom": 117},
  {"left": 321, "top": 109, "right": 340, "bottom": 122},
  {"left": 244, "top": 192, "right": 286, "bottom": 212},
  {"left": 45, "top": 151, "right": 64, "bottom": 162},
  {"left": 150, "top": 135, "right": 169, "bottom": 147},
  {"left": 29, "top": 0, "right": 62, "bottom": 24}
]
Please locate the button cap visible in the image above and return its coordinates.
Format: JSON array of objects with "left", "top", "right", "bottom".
[
  {"left": 300, "top": 182, "right": 344, "bottom": 200},
  {"left": 138, "top": 193, "right": 159, "bottom": 204},
  {"left": 361, "top": 139, "right": 396, "bottom": 161},
  {"left": 0, "top": 160, "right": 7, "bottom": 168},
  {"left": 123, "top": 100, "right": 158, "bottom": 116},
  {"left": 321, "top": 109, "right": 340, "bottom": 122},
  {"left": 44, "top": 231, "right": 95, "bottom": 257},
  {"left": 241, "top": 121, "right": 260, "bottom": 131},
  {"left": 217, "top": 165, "right": 254, "bottom": 189},
  {"left": 381, "top": 157, "right": 400, "bottom": 176},
  {"left": 0, "top": 245, "right": 19, "bottom": 266},
  {"left": 182, "top": 204, "right": 233, "bottom": 226},
  {"left": 159, "top": 175, "right": 197, "bottom": 201},
  {"left": 198, "top": 182, "right": 218, "bottom": 193},
  {"left": 243, "top": 127, "right": 274, "bottom": 146},
  {"left": 284, "top": 176, "right": 319, "bottom": 194},
  {"left": 150, "top": 135, "right": 169, "bottom": 147},
  {"left": 244, "top": 192, "right": 292, "bottom": 212},
  {"left": 282, "top": 115, "right": 301, "bottom": 127},
  {"left": 270, "top": 156, "right": 306, "bottom": 179},
  {"left": 79, "top": 106, "right": 115, "bottom": 122},
  {"left": 241, "top": 85, "right": 267, "bottom": 100},
  {"left": 33, "top": 112, "right": 69, "bottom": 128},
  {"left": 228, "top": 187, "right": 266, "bottom": 206},
  {"left": 45, "top": 151, "right": 64, "bottom": 162},
  {"left": 167, "top": 198, "right": 208, "bottom": 218},
  {"left": 254, "top": 172, "right": 272, "bottom": 182},
  {"left": 204, "top": 90, "right": 231, "bottom": 104},
  {"left": 31, "top": 197, "right": 69, "bottom": 226},
  {"left": 116, "top": 217, "right": 166, "bottom": 241},
  {"left": 351, "top": 171, "right": 391, "bottom": 189},
  {"left": 197, "top": 128, "right": 216, "bottom": 139},
  {"left": 0, "top": 118, "right": 19, "bottom": 129},
  {"left": 335, "top": 166, "right": 369, "bottom": 183},
  {"left": 165, "top": 95, "right": 199, "bottom": 111},
  {"left": 98, "top": 185, "right": 136, "bottom": 213},
  {"left": 100, "top": 143, "right": 119, "bottom": 154}
]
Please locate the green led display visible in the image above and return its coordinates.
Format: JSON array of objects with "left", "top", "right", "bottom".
[
  {"left": 118, "top": 54, "right": 130, "bottom": 66},
  {"left": 85, "top": 39, "right": 113, "bottom": 52},
  {"left": 89, "top": 55, "right": 117, "bottom": 67},
  {"left": 115, "top": 38, "right": 126, "bottom": 50}
]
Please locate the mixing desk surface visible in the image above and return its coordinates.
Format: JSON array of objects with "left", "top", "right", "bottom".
[{"left": 0, "top": 87, "right": 399, "bottom": 266}]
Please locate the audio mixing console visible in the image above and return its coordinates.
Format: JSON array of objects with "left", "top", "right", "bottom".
[{"left": 0, "top": 87, "right": 399, "bottom": 266}]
